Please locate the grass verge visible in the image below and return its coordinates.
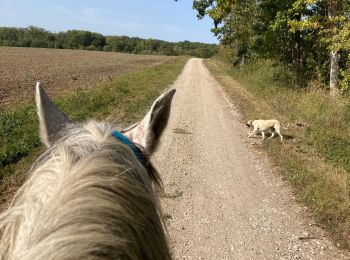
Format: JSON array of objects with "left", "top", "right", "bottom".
[
  {"left": 205, "top": 58, "right": 350, "bottom": 248},
  {"left": 0, "top": 56, "right": 188, "bottom": 208}
]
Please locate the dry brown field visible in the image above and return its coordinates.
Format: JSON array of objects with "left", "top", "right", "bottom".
[{"left": 0, "top": 47, "right": 175, "bottom": 108}]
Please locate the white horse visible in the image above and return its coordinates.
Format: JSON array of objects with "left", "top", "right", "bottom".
[{"left": 0, "top": 82, "right": 175, "bottom": 260}]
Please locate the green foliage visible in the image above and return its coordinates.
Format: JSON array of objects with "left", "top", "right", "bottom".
[
  {"left": 104, "top": 36, "right": 218, "bottom": 57},
  {"left": 63, "top": 30, "right": 106, "bottom": 50},
  {"left": 193, "top": 0, "right": 350, "bottom": 89},
  {"left": 340, "top": 54, "right": 350, "bottom": 93},
  {"left": 0, "top": 26, "right": 218, "bottom": 58},
  {"left": 0, "top": 26, "right": 56, "bottom": 48}
]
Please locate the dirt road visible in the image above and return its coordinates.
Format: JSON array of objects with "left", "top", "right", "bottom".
[{"left": 155, "top": 58, "right": 348, "bottom": 259}]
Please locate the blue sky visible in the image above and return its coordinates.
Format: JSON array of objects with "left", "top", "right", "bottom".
[{"left": 0, "top": 0, "right": 218, "bottom": 44}]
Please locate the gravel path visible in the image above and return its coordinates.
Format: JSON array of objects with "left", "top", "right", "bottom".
[{"left": 155, "top": 58, "right": 349, "bottom": 259}]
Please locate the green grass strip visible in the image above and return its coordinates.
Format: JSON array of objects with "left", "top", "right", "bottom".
[
  {"left": 0, "top": 57, "right": 188, "bottom": 180},
  {"left": 205, "top": 58, "right": 350, "bottom": 248}
]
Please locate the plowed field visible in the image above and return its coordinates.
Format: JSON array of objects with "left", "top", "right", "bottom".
[{"left": 0, "top": 47, "right": 175, "bottom": 108}]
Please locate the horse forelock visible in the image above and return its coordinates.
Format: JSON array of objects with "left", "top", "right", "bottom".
[{"left": 0, "top": 120, "right": 169, "bottom": 260}]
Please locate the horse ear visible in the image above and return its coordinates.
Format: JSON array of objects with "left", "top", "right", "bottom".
[
  {"left": 122, "top": 89, "right": 176, "bottom": 154},
  {"left": 35, "top": 82, "right": 75, "bottom": 147}
]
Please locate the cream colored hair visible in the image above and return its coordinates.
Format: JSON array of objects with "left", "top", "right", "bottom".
[{"left": 0, "top": 83, "right": 176, "bottom": 260}]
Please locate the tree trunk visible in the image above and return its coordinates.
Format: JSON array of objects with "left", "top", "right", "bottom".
[
  {"left": 329, "top": 50, "right": 340, "bottom": 96},
  {"left": 292, "top": 14, "right": 301, "bottom": 80},
  {"left": 328, "top": 0, "right": 340, "bottom": 96}
]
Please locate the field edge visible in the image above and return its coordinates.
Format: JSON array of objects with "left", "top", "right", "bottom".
[{"left": 0, "top": 56, "right": 189, "bottom": 210}]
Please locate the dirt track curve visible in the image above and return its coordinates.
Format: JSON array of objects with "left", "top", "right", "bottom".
[{"left": 155, "top": 58, "right": 349, "bottom": 259}]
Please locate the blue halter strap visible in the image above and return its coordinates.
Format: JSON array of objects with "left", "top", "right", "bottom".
[{"left": 111, "top": 131, "right": 145, "bottom": 164}]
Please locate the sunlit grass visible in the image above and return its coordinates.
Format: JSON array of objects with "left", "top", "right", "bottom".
[
  {"left": 206, "top": 58, "right": 350, "bottom": 248},
  {"left": 0, "top": 56, "right": 188, "bottom": 207}
]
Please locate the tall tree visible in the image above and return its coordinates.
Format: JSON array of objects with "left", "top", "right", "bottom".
[
  {"left": 194, "top": 0, "right": 350, "bottom": 92},
  {"left": 328, "top": 0, "right": 342, "bottom": 95}
]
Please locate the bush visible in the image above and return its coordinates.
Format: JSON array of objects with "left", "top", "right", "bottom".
[{"left": 340, "top": 54, "right": 350, "bottom": 94}]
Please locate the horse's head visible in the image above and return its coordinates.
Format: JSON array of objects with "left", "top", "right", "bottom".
[
  {"left": 0, "top": 82, "right": 176, "bottom": 260},
  {"left": 36, "top": 82, "right": 175, "bottom": 179}
]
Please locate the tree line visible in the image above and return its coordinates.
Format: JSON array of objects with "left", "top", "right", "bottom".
[
  {"left": 0, "top": 26, "right": 218, "bottom": 58},
  {"left": 193, "top": 0, "right": 350, "bottom": 94}
]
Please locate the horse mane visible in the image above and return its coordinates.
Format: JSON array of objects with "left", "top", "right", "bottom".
[{"left": 0, "top": 120, "right": 170, "bottom": 259}]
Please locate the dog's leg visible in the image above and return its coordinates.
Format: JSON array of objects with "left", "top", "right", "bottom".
[
  {"left": 275, "top": 128, "right": 284, "bottom": 141},
  {"left": 248, "top": 127, "right": 258, "bottom": 138},
  {"left": 268, "top": 132, "right": 275, "bottom": 139},
  {"left": 248, "top": 130, "right": 257, "bottom": 138},
  {"left": 281, "top": 122, "right": 288, "bottom": 130},
  {"left": 261, "top": 131, "right": 266, "bottom": 139}
]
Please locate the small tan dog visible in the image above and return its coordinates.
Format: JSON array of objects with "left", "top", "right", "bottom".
[{"left": 246, "top": 119, "right": 287, "bottom": 141}]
